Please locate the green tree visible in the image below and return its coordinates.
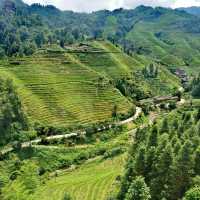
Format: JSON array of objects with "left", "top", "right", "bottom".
[
  {"left": 194, "top": 148, "right": 200, "bottom": 175},
  {"left": 171, "top": 141, "right": 194, "bottom": 199},
  {"left": 0, "top": 78, "right": 28, "bottom": 145},
  {"left": 160, "top": 118, "right": 169, "bottom": 134},
  {"left": 134, "top": 146, "right": 146, "bottom": 176},
  {"left": 35, "top": 32, "right": 45, "bottom": 47},
  {"left": 192, "top": 83, "right": 200, "bottom": 98},
  {"left": 148, "top": 126, "right": 158, "bottom": 147},
  {"left": 125, "top": 176, "right": 151, "bottom": 200},
  {"left": 60, "top": 39, "right": 65, "bottom": 48},
  {"left": 184, "top": 186, "right": 200, "bottom": 200},
  {"left": 151, "top": 144, "right": 173, "bottom": 199}
]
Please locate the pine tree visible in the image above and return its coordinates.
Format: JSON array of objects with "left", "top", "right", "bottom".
[
  {"left": 160, "top": 118, "right": 169, "bottom": 134},
  {"left": 171, "top": 141, "right": 194, "bottom": 199},
  {"left": 148, "top": 126, "right": 158, "bottom": 147},
  {"left": 134, "top": 146, "right": 146, "bottom": 176},
  {"left": 145, "top": 146, "right": 156, "bottom": 182},
  {"left": 194, "top": 148, "right": 200, "bottom": 175},
  {"left": 151, "top": 144, "right": 173, "bottom": 199},
  {"left": 125, "top": 176, "right": 151, "bottom": 200}
]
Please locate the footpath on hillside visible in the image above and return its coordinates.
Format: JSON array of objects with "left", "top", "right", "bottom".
[{"left": 0, "top": 107, "right": 142, "bottom": 155}]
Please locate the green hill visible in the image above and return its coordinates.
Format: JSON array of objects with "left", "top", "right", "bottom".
[
  {"left": 0, "top": 40, "right": 180, "bottom": 127},
  {"left": 124, "top": 8, "right": 200, "bottom": 74},
  {"left": 0, "top": 43, "right": 132, "bottom": 127},
  {"left": 178, "top": 7, "right": 200, "bottom": 16},
  {"left": 1, "top": 2, "right": 200, "bottom": 75}
]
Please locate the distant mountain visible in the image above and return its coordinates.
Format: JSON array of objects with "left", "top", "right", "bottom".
[
  {"left": 0, "top": 1, "right": 200, "bottom": 74},
  {"left": 178, "top": 6, "right": 200, "bottom": 16},
  {"left": 0, "top": 0, "right": 26, "bottom": 10}
]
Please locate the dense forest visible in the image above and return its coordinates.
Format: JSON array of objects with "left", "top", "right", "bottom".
[{"left": 118, "top": 108, "right": 200, "bottom": 200}]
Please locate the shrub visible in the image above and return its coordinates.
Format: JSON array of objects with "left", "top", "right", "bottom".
[{"left": 103, "top": 147, "right": 124, "bottom": 159}]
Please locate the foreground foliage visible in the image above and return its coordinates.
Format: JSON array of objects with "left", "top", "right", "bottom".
[
  {"left": 119, "top": 108, "right": 200, "bottom": 200},
  {"left": 0, "top": 77, "right": 28, "bottom": 146}
]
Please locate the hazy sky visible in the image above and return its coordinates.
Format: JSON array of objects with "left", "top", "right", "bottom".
[{"left": 23, "top": 0, "right": 200, "bottom": 12}]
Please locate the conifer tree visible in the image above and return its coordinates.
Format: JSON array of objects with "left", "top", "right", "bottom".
[
  {"left": 125, "top": 176, "right": 151, "bottom": 200},
  {"left": 160, "top": 118, "right": 169, "bottom": 134},
  {"left": 134, "top": 146, "right": 146, "bottom": 176},
  {"left": 148, "top": 126, "right": 158, "bottom": 147},
  {"left": 172, "top": 141, "right": 194, "bottom": 199},
  {"left": 194, "top": 148, "right": 200, "bottom": 175}
]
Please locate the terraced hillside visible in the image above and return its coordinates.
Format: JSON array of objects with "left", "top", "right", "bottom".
[
  {"left": 33, "top": 155, "right": 125, "bottom": 200},
  {"left": 0, "top": 41, "right": 180, "bottom": 127},
  {"left": 75, "top": 41, "right": 180, "bottom": 96},
  {"left": 0, "top": 45, "right": 133, "bottom": 127}
]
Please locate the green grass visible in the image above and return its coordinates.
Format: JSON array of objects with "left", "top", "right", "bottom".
[{"left": 33, "top": 155, "right": 125, "bottom": 200}]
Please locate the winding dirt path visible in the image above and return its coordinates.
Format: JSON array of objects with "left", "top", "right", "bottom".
[{"left": 0, "top": 107, "right": 142, "bottom": 155}]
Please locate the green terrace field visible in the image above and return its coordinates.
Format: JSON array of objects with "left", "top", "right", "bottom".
[
  {"left": 76, "top": 41, "right": 180, "bottom": 95},
  {"left": 0, "top": 45, "right": 133, "bottom": 127},
  {"left": 33, "top": 155, "right": 125, "bottom": 200},
  {"left": 0, "top": 40, "right": 180, "bottom": 127},
  {"left": 0, "top": 41, "right": 134, "bottom": 126}
]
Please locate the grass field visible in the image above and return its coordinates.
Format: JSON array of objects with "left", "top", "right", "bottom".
[{"left": 33, "top": 155, "right": 125, "bottom": 200}]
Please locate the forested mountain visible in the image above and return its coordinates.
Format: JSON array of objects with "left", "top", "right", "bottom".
[
  {"left": 178, "top": 7, "right": 200, "bottom": 16},
  {"left": 1, "top": 0, "right": 200, "bottom": 75}
]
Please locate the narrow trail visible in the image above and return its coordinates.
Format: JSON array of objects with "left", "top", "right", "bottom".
[
  {"left": 1, "top": 96, "right": 185, "bottom": 155},
  {"left": 0, "top": 107, "right": 142, "bottom": 155},
  {"left": 117, "top": 107, "right": 142, "bottom": 125}
]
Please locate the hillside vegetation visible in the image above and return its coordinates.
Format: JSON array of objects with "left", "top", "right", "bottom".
[
  {"left": 0, "top": 40, "right": 180, "bottom": 127},
  {"left": 118, "top": 107, "right": 200, "bottom": 200},
  {"left": 1, "top": 1, "right": 200, "bottom": 75},
  {"left": 1, "top": 1, "right": 200, "bottom": 200},
  {"left": 0, "top": 42, "right": 132, "bottom": 127},
  {"left": 33, "top": 155, "right": 125, "bottom": 200}
]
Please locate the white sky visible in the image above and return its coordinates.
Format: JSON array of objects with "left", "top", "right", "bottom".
[{"left": 23, "top": 0, "right": 200, "bottom": 12}]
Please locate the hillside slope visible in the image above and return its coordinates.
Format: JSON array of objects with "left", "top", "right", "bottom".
[
  {"left": 1, "top": 1, "right": 200, "bottom": 75},
  {"left": 0, "top": 41, "right": 180, "bottom": 127},
  {"left": 0, "top": 44, "right": 133, "bottom": 127},
  {"left": 178, "top": 7, "right": 200, "bottom": 16},
  {"left": 123, "top": 7, "right": 200, "bottom": 74}
]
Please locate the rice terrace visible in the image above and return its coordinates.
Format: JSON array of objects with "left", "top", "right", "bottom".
[{"left": 0, "top": 0, "right": 200, "bottom": 200}]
